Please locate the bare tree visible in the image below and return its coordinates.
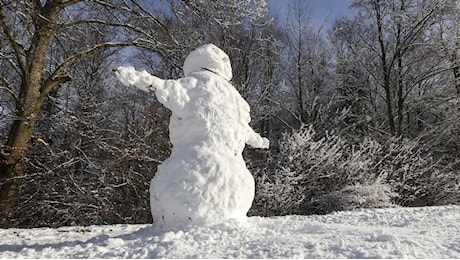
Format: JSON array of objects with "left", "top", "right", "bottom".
[
  {"left": 0, "top": 0, "right": 171, "bottom": 228},
  {"left": 333, "top": 0, "right": 454, "bottom": 137},
  {"left": 438, "top": 0, "right": 460, "bottom": 96},
  {"left": 281, "top": 0, "right": 333, "bottom": 125}
]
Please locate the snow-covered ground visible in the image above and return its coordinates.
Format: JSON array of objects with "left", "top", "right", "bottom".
[{"left": 1, "top": 205, "right": 459, "bottom": 258}]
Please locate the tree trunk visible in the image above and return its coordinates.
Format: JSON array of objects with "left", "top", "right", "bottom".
[
  {"left": 374, "top": 0, "right": 396, "bottom": 135},
  {"left": 396, "top": 25, "right": 404, "bottom": 137},
  {"left": 454, "top": 3, "right": 460, "bottom": 97},
  {"left": 0, "top": 8, "right": 54, "bottom": 226},
  {"left": 454, "top": 40, "right": 460, "bottom": 96},
  {"left": 383, "top": 78, "right": 396, "bottom": 136},
  {"left": 0, "top": 63, "right": 46, "bottom": 226},
  {"left": 455, "top": 67, "right": 460, "bottom": 96},
  {"left": 0, "top": 118, "right": 37, "bottom": 227}
]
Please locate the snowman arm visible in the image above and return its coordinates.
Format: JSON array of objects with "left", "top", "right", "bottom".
[
  {"left": 234, "top": 95, "right": 269, "bottom": 149},
  {"left": 115, "top": 66, "right": 165, "bottom": 92},
  {"left": 245, "top": 126, "right": 269, "bottom": 149}
]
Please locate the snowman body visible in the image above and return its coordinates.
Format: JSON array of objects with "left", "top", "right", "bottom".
[{"left": 116, "top": 44, "right": 268, "bottom": 227}]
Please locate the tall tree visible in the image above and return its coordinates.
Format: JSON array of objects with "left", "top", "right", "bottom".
[
  {"left": 282, "top": 0, "right": 333, "bottom": 125},
  {"left": 333, "top": 0, "right": 453, "bottom": 136},
  {"left": 0, "top": 0, "right": 165, "bottom": 228}
]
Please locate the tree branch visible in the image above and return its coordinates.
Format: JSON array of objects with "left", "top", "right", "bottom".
[
  {"left": 60, "top": 0, "right": 83, "bottom": 10},
  {"left": 37, "top": 41, "right": 136, "bottom": 107},
  {"left": 0, "top": 5, "right": 26, "bottom": 73},
  {"left": 0, "top": 77, "right": 18, "bottom": 101}
]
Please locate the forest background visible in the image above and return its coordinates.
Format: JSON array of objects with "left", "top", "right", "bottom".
[{"left": 0, "top": 0, "right": 458, "bottom": 228}]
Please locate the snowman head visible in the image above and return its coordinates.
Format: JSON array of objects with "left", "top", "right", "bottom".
[{"left": 183, "top": 44, "right": 233, "bottom": 81}]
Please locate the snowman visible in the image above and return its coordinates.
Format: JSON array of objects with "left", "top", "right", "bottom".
[{"left": 116, "top": 44, "right": 269, "bottom": 227}]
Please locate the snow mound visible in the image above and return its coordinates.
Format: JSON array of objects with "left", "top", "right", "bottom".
[{"left": 1, "top": 206, "right": 459, "bottom": 258}]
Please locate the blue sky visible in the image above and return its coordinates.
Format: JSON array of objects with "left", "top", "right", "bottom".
[{"left": 266, "top": 0, "right": 355, "bottom": 28}]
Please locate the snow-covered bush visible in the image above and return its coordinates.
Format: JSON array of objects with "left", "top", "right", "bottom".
[
  {"left": 313, "top": 181, "right": 397, "bottom": 212},
  {"left": 367, "top": 136, "right": 459, "bottom": 207},
  {"left": 252, "top": 124, "right": 459, "bottom": 216},
  {"left": 413, "top": 97, "right": 460, "bottom": 206},
  {"left": 253, "top": 125, "right": 394, "bottom": 215}
]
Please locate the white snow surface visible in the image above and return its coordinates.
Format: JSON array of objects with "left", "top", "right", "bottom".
[
  {"left": 1, "top": 206, "right": 459, "bottom": 258},
  {"left": 115, "top": 44, "right": 269, "bottom": 227}
]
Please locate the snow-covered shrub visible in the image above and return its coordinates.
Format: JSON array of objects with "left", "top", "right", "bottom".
[
  {"left": 253, "top": 125, "right": 396, "bottom": 216},
  {"left": 412, "top": 97, "right": 460, "bottom": 206},
  {"left": 367, "top": 136, "right": 459, "bottom": 207},
  {"left": 313, "top": 181, "right": 398, "bottom": 212},
  {"left": 253, "top": 123, "right": 459, "bottom": 216}
]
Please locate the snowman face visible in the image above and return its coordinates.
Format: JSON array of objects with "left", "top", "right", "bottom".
[{"left": 183, "top": 44, "right": 233, "bottom": 81}]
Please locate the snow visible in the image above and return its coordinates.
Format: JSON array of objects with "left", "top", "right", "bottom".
[
  {"left": 115, "top": 44, "right": 269, "bottom": 228},
  {"left": 1, "top": 205, "right": 459, "bottom": 258},
  {"left": 82, "top": 44, "right": 460, "bottom": 258},
  {"left": 183, "top": 43, "right": 233, "bottom": 81}
]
